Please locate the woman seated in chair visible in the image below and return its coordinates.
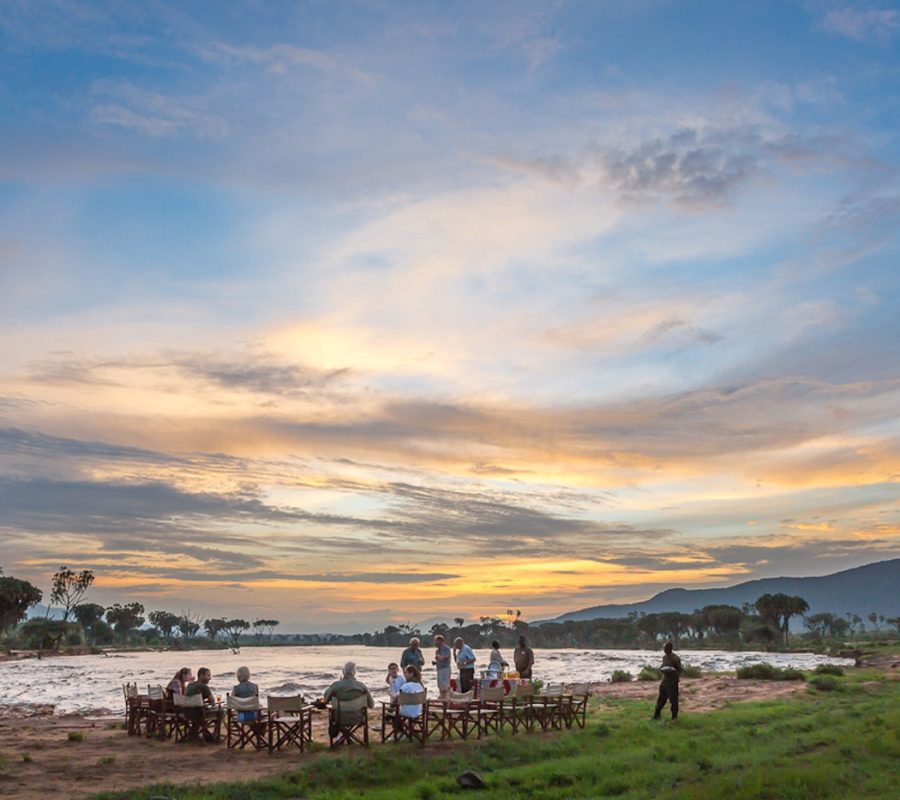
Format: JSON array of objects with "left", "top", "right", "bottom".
[
  {"left": 232, "top": 666, "right": 259, "bottom": 722},
  {"left": 166, "top": 667, "right": 193, "bottom": 699},
  {"left": 398, "top": 665, "right": 425, "bottom": 718}
]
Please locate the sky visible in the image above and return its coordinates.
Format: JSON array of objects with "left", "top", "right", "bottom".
[{"left": 1, "top": 0, "right": 898, "bottom": 633}]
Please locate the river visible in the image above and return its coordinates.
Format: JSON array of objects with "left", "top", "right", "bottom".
[{"left": 0, "top": 645, "right": 854, "bottom": 716}]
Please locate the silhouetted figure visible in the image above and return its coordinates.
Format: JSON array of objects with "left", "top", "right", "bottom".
[{"left": 653, "top": 642, "right": 683, "bottom": 720}]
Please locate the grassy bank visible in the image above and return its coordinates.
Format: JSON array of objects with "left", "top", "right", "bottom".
[{"left": 99, "top": 665, "right": 898, "bottom": 800}]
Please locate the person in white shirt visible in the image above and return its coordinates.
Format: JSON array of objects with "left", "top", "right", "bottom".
[
  {"left": 453, "top": 636, "right": 477, "bottom": 693},
  {"left": 398, "top": 665, "right": 425, "bottom": 718},
  {"left": 385, "top": 662, "right": 404, "bottom": 700}
]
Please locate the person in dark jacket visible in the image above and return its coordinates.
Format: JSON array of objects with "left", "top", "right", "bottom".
[{"left": 653, "top": 642, "right": 683, "bottom": 720}]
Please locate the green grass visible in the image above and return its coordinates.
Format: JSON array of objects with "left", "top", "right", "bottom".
[{"left": 97, "top": 668, "right": 899, "bottom": 800}]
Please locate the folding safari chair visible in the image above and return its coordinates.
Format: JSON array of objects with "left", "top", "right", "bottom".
[
  {"left": 532, "top": 683, "right": 566, "bottom": 732},
  {"left": 567, "top": 683, "right": 590, "bottom": 729},
  {"left": 226, "top": 694, "right": 267, "bottom": 751},
  {"left": 146, "top": 684, "right": 176, "bottom": 740},
  {"left": 172, "top": 693, "right": 222, "bottom": 743},
  {"left": 507, "top": 681, "right": 538, "bottom": 734},
  {"left": 426, "top": 689, "right": 476, "bottom": 741},
  {"left": 475, "top": 685, "right": 507, "bottom": 738},
  {"left": 381, "top": 689, "right": 428, "bottom": 744},
  {"left": 267, "top": 695, "right": 313, "bottom": 753},
  {"left": 328, "top": 691, "right": 369, "bottom": 748},
  {"left": 123, "top": 682, "right": 146, "bottom": 736}
]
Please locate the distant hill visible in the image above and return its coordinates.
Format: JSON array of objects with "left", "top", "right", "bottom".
[{"left": 548, "top": 559, "right": 900, "bottom": 626}]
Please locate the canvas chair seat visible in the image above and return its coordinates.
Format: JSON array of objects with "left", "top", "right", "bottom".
[
  {"left": 171, "top": 690, "right": 221, "bottom": 742},
  {"left": 381, "top": 689, "right": 428, "bottom": 744},
  {"left": 475, "top": 685, "right": 507, "bottom": 738},
  {"left": 267, "top": 695, "right": 312, "bottom": 753},
  {"left": 145, "top": 684, "right": 177, "bottom": 740},
  {"left": 532, "top": 683, "right": 567, "bottom": 732},
  {"left": 567, "top": 683, "right": 590, "bottom": 729},
  {"left": 226, "top": 693, "right": 266, "bottom": 750},
  {"left": 329, "top": 691, "right": 370, "bottom": 748},
  {"left": 426, "top": 689, "right": 477, "bottom": 741}
]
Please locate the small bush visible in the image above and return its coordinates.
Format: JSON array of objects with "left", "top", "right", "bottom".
[
  {"left": 98, "top": 755, "right": 115, "bottom": 766},
  {"left": 638, "top": 666, "right": 662, "bottom": 681},
  {"left": 21, "top": 754, "right": 32, "bottom": 763},
  {"left": 610, "top": 670, "right": 633, "bottom": 683},
  {"left": 814, "top": 663, "right": 844, "bottom": 676},
  {"left": 809, "top": 676, "right": 841, "bottom": 692},
  {"left": 682, "top": 664, "right": 702, "bottom": 678},
  {"left": 737, "top": 663, "right": 806, "bottom": 681},
  {"left": 67, "top": 731, "right": 84, "bottom": 743}
]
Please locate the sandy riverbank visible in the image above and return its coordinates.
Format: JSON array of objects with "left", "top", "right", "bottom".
[{"left": 0, "top": 674, "right": 828, "bottom": 800}]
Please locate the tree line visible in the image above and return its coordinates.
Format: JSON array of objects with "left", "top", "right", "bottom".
[
  {"left": 0, "top": 567, "right": 279, "bottom": 655},
  {"left": 2, "top": 567, "right": 898, "bottom": 655}
]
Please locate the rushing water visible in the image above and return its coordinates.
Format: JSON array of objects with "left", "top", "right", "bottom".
[{"left": 0, "top": 645, "right": 854, "bottom": 716}]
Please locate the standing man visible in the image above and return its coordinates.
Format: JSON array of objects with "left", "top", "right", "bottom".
[
  {"left": 514, "top": 635, "right": 534, "bottom": 679},
  {"left": 400, "top": 637, "right": 425, "bottom": 672},
  {"left": 453, "top": 636, "right": 476, "bottom": 693},
  {"left": 653, "top": 642, "right": 683, "bottom": 720},
  {"left": 433, "top": 634, "right": 452, "bottom": 699}
]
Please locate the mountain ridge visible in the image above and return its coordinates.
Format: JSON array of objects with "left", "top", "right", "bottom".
[{"left": 545, "top": 559, "right": 900, "bottom": 625}]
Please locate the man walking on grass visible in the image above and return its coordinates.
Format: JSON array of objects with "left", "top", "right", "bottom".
[{"left": 653, "top": 642, "right": 683, "bottom": 720}]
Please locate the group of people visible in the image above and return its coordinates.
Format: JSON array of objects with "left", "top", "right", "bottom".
[
  {"left": 159, "top": 636, "right": 681, "bottom": 744},
  {"left": 391, "top": 634, "right": 535, "bottom": 696}
]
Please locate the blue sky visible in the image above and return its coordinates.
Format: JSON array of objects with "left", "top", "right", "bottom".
[{"left": 1, "top": 1, "right": 898, "bottom": 632}]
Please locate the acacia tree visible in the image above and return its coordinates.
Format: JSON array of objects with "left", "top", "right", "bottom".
[
  {"left": 755, "top": 594, "right": 809, "bottom": 645},
  {"left": 148, "top": 610, "right": 179, "bottom": 641},
  {"left": 203, "top": 617, "right": 227, "bottom": 641},
  {"left": 38, "top": 566, "right": 95, "bottom": 656},
  {"left": 0, "top": 575, "right": 42, "bottom": 637},
  {"left": 176, "top": 609, "right": 202, "bottom": 638},
  {"left": 222, "top": 619, "right": 250, "bottom": 653},
  {"left": 106, "top": 602, "right": 145, "bottom": 642},
  {"left": 74, "top": 602, "right": 107, "bottom": 645}
]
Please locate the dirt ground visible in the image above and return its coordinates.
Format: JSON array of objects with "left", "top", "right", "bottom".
[{"left": 0, "top": 674, "right": 866, "bottom": 800}]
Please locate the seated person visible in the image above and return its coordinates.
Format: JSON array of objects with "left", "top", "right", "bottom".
[
  {"left": 167, "top": 667, "right": 193, "bottom": 699},
  {"left": 185, "top": 666, "right": 220, "bottom": 742},
  {"left": 232, "top": 665, "right": 259, "bottom": 722},
  {"left": 324, "top": 661, "right": 375, "bottom": 709},
  {"left": 385, "top": 662, "right": 404, "bottom": 701},
  {"left": 398, "top": 665, "right": 425, "bottom": 718}
]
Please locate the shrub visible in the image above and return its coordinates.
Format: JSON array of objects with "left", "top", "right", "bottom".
[
  {"left": 781, "top": 668, "right": 806, "bottom": 681},
  {"left": 814, "top": 663, "right": 844, "bottom": 676},
  {"left": 809, "top": 675, "right": 841, "bottom": 692},
  {"left": 67, "top": 731, "right": 84, "bottom": 743},
  {"left": 638, "top": 666, "right": 662, "bottom": 681},
  {"left": 736, "top": 663, "right": 781, "bottom": 680},
  {"left": 682, "top": 664, "right": 702, "bottom": 678},
  {"left": 610, "top": 670, "right": 633, "bottom": 683}
]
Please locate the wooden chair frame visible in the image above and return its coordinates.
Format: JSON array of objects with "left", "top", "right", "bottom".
[
  {"left": 381, "top": 689, "right": 428, "bottom": 744},
  {"left": 475, "top": 685, "right": 507, "bottom": 738},
  {"left": 532, "top": 683, "right": 566, "bottom": 732},
  {"left": 226, "top": 694, "right": 267, "bottom": 751},
  {"left": 267, "top": 695, "right": 312, "bottom": 753},
  {"left": 172, "top": 692, "right": 222, "bottom": 743},
  {"left": 567, "top": 684, "right": 590, "bottom": 729},
  {"left": 329, "top": 691, "right": 370, "bottom": 749},
  {"left": 426, "top": 690, "right": 476, "bottom": 741}
]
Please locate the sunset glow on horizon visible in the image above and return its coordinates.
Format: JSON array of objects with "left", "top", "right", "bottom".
[{"left": 1, "top": 1, "right": 898, "bottom": 632}]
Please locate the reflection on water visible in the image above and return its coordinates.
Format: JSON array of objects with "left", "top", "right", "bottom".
[{"left": 0, "top": 645, "right": 854, "bottom": 716}]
